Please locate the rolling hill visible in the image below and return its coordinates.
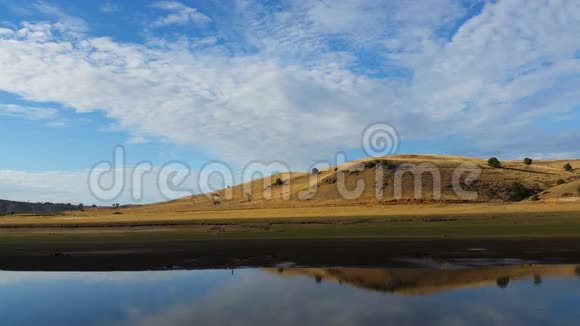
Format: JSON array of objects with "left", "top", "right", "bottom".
[
  {"left": 152, "top": 154, "right": 580, "bottom": 212},
  {"left": 0, "top": 199, "right": 84, "bottom": 215}
]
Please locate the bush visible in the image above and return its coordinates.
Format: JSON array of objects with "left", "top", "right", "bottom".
[
  {"left": 510, "top": 182, "right": 531, "bottom": 201},
  {"left": 557, "top": 179, "right": 566, "bottom": 185},
  {"left": 577, "top": 186, "right": 580, "bottom": 195},
  {"left": 275, "top": 178, "right": 284, "bottom": 186},
  {"left": 364, "top": 161, "right": 376, "bottom": 169},
  {"left": 564, "top": 163, "right": 573, "bottom": 172},
  {"left": 311, "top": 168, "right": 319, "bottom": 175},
  {"left": 496, "top": 276, "right": 510, "bottom": 289},
  {"left": 530, "top": 194, "right": 539, "bottom": 201},
  {"left": 523, "top": 158, "right": 532, "bottom": 165},
  {"left": 488, "top": 157, "right": 501, "bottom": 168}
]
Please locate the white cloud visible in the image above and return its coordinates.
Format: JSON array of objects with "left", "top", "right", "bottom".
[
  {"left": 150, "top": 1, "right": 211, "bottom": 27},
  {"left": 127, "top": 135, "right": 151, "bottom": 144},
  {"left": 0, "top": 166, "right": 198, "bottom": 205},
  {"left": 0, "top": 28, "right": 13, "bottom": 37},
  {"left": 33, "top": 1, "right": 88, "bottom": 35},
  {"left": 0, "top": 0, "right": 578, "bottom": 173},
  {"left": 0, "top": 104, "right": 58, "bottom": 120}
]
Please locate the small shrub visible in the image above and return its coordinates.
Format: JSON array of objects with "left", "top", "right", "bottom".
[
  {"left": 311, "top": 168, "right": 319, "bottom": 175},
  {"left": 364, "top": 161, "right": 376, "bottom": 169},
  {"left": 523, "top": 158, "right": 533, "bottom": 165},
  {"left": 274, "top": 178, "right": 284, "bottom": 186},
  {"left": 244, "top": 193, "right": 252, "bottom": 202},
  {"left": 564, "top": 163, "right": 573, "bottom": 172},
  {"left": 557, "top": 179, "right": 566, "bottom": 185},
  {"left": 488, "top": 157, "right": 501, "bottom": 168},
  {"left": 510, "top": 182, "right": 531, "bottom": 201},
  {"left": 577, "top": 186, "right": 580, "bottom": 195},
  {"left": 530, "top": 194, "right": 539, "bottom": 201},
  {"left": 496, "top": 276, "right": 510, "bottom": 289}
]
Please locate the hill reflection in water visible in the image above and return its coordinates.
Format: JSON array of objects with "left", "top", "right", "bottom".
[
  {"left": 264, "top": 264, "right": 580, "bottom": 295},
  {"left": 2, "top": 264, "right": 580, "bottom": 325}
]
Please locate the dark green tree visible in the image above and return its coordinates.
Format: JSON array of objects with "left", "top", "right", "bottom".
[
  {"left": 488, "top": 157, "right": 501, "bottom": 168},
  {"left": 510, "top": 182, "right": 531, "bottom": 201},
  {"left": 523, "top": 158, "right": 532, "bottom": 165}
]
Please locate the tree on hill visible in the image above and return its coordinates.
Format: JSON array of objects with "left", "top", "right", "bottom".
[
  {"left": 488, "top": 157, "right": 501, "bottom": 168},
  {"left": 274, "top": 178, "right": 284, "bottom": 186},
  {"left": 311, "top": 168, "right": 319, "bottom": 175},
  {"left": 509, "top": 182, "right": 531, "bottom": 201},
  {"left": 523, "top": 158, "right": 532, "bottom": 165},
  {"left": 564, "top": 163, "right": 573, "bottom": 172}
]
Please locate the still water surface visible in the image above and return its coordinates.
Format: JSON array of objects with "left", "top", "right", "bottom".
[{"left": 1, "top": 264, "right": 579, "bottom": 325}]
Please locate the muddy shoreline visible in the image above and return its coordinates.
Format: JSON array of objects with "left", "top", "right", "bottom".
[{"left": 2, "top": 237, "right": 580, "bottom": 271}]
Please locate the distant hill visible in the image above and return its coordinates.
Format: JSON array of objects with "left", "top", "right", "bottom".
[
  {"left": 151, "top": 154, "right": 580, "bottom": 211},
  {"left": 0, "top": 199, "right": 84, "bottom": 215},
  {"left": 5, "top": 155, "right": 579, "bottom": 217},
  {"left": 64, "top": 155, "right": 579, "bottom": 220}
]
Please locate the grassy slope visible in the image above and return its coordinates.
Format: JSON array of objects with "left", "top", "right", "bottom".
[
  {"left": 125, "top": 154, "right": 580, "bottom": 213},
  {"left": 2, "top": 203, "right": 580, "bottom": 247},
  {"left": 1, "top": 155, "right": 579, "bottom": 254}
]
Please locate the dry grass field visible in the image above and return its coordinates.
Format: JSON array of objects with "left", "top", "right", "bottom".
[
  {"left": 2, "top": 154, "right": 579, "bottom": 228},
  {"left": 1, "top": 154, "right": 579, "bottom": 270}
]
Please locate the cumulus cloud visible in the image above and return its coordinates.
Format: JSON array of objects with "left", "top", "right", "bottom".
[
  {"left": 150, "top": 1, "right": 211, "bottom": 27},
  {"left": 0, "top": 0, "right": 578, "bottom": 174},
  {"left": 0, "top": 104, "right": 58, "bottom": 120}
]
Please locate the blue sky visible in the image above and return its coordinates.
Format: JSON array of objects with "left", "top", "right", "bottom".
[{"left": 0, "top": 0, "right": 579, "bottom": 204}]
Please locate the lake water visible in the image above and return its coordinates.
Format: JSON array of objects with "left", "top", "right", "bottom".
[{"left": 1, "top": 264, "right": 580, "bottom": 325}]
